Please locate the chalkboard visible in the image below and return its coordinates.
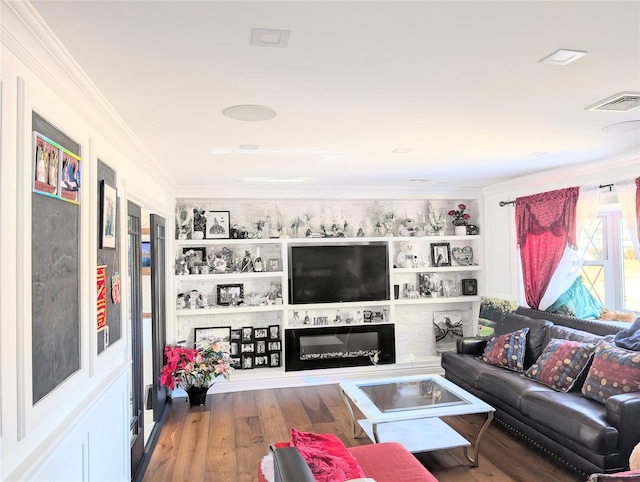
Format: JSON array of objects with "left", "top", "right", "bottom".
[
  {"left": 31, "top": 113, "right": 81, "bottom": 404},
  {"left": 97, "top": 160, "right": 121, "bottom": 354}
]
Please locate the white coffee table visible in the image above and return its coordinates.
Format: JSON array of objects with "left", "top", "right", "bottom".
[{"left": 339, "top": 374, "right": 494, "bottom": 466}]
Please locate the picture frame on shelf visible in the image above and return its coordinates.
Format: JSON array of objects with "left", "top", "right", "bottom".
[
  {"left": 267, "top": 258, "right": 280, "bottom": 272},
  {"left": 241, "top": 326, "right": 253, "bottom": 341},
  {"left": 194, "top": 326, "right": 231, "bottom": 352},
  {"left": 268, "top": 325, "right": 281, "bottom": 340},
  {"left": 256, "top": 340, "right": 266, "bottom": 354},
  {"left": 231, "top": 328, "right": 242, "bottom": 341},
  {"left": 192, "top": 207, "right": 207, "bottom": 240},
  {"left": 217, "top": 283, "right": 243, "bottom": 306},
  {"left": 241, "top": 342, "right": 255, "bottom": 353},
  {"left": 254, "top": 355, "right": 269, "bottom": 367},
  {"left": 241, "top": 353, "right": 254, "bottom": 369},
  {"left": 431, "top": 242, "right": 451, "bottom": 267},
  {"left": 254, "top": 327, "right": 268, "bottom": 339},
  {"left": 230, "top": 341, "right": 239, "bottom": 356},
  {"left": 99, "top": 180, "right": 117, "bottom": 249},
  {"left": 268, "top": 341, "right": 281, "bottom": 351},
  {"left": 206, "top": 210, "right": 230, "bottom": 239},
  {"left": 451, "top": 246, "right": 474, "bottom": 266},
  {"left": 230, "top": 356, "right": 241, "bottom": 369},
  {"left": 270, "top": 352, "right": 281, "bottom": 368}
]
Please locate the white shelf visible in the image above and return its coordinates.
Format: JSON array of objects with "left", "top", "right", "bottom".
[
  {"left": 176, "top": 238, "right": 282, "bottom": 246},
  {"left": 393, "top": 265, "right": 481, "bottom": 273},
  {"left": 175, "top": 234, "right": 482, "bottom": 246},
  {"left": 175, "top": 271, "right": 283, "bottom": 281},
  {"left": 394, "top": 295, "right": 480, "bottom": 304},
  {"left": 175, "top": 304, "right": 284, "bottom": 316}
]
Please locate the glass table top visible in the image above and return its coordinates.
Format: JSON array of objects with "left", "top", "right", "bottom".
[{"left": 357, "top": 378, "right": 467, "bottom": 413}]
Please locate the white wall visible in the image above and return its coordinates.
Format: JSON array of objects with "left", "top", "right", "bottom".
[
  {"left": 0, "top": 2, "right": 174, "bottom": 480},
  {"left": 481, "top": 155, "right": 640, "bottom": 304}
]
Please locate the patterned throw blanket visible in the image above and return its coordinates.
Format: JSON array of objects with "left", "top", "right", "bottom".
[{"left": 615, "top": 319, "right": 640, "bottom": 351}]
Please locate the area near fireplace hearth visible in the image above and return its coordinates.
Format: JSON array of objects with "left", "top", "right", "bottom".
[{"left": 172, "top": 197, "right": 484, "bottom": 390}]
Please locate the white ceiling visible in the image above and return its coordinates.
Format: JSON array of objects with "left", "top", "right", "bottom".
[{"left": 30, "top": 1, "right": 640, "bottom": 191}]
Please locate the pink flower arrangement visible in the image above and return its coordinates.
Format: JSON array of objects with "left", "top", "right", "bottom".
[
  {"left": 448, "top": 204, "right": 471, "bottom": 226},
  {"left": 160, "top": 340, "right": 233, "bottom": 390}
]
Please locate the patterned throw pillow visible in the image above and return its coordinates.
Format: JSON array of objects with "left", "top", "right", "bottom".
[
  {"left": 289, "top": 428, "right": 366, "bottom": 482},
  {"left": 581, "top": 339, "right": 640, "bottom": 404},
  {"left": 478, "top": 328, "right": 529, "bottom": 372},
  {"left": 524, "top": 338, "right": 596, "bottom": 392}
]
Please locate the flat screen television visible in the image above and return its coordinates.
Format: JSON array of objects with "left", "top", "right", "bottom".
[{"left": 288, "top": 242, "right": 390, "bottom": 304}]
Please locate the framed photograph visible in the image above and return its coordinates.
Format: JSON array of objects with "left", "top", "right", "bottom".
[
  {"left": 254, "top": 327, "right": 268, "bottom": 339},
  {"left": 182, "top": 247, "right": 206, "bottom": 265},
  {"left": 419, "top": 273, "right": 440, "bottom": 296},
  {"left": 59, "top": 150, "right": 81, "bottom": 203},
  {"left": 268, "top": 341, "right": 281, "bottom": 351},
  {"left": 270, "top": 352, "right": 281, "bottom": 368},
  {"left": 256, "top": 339, "right": 266, "bottom": 354},
  {"left": 267, "top": 258, "right": 280, "bottom": 272},
  {"left": 230, "top": 328, "right": 242, "bottom": 341},
  {"left": 194, "top": 326, "right": 231, "bottom": 352},
  {"left": 100, "top": 180, "right": 117, "bottom": 249},
  {"left": 206, "top": 210, "right": 230, "bottom": 239},
  {"left": 241, "top": 353, "right": 254, "bottom": 369},
  {"left": 230, "top": 341, "right": 239, "bottom": 356},
  {"left": 217, "top": 283, "right": 243, "bottom": 306},
  {"left": 433, "top": 310, "right": 464, "bottom": 354},
  {"left": 241, "top": 326, "right": 253, "bottom": 341},
  {"left": 241, "top": 342, "right": 255, "bottom": 353},
  {"left": 431, "top": 242, "right": 451, "bottom": 267},
  {"left": 33, "top": 132, "right": 61, "bottom": 197},
  {"left": 268, "top": 325, "right": 281, "bottom": 340},
  {"left": 230, "top": 356, "right": 241, "bottom": 369},
  {"left": 254, "top": 355, "right": 269, "bottom": 367}
]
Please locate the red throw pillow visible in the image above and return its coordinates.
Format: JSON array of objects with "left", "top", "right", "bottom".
[
  {"left": 290, "top": 428, "right": 366, "bottom": 482},
  {"left": 478, "top": 328, "right": 529, "bottom": 372}
]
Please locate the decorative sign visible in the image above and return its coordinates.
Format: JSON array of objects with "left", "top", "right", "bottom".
[{"left": 97, "top": 265, "right": 107, "bottom": 331}]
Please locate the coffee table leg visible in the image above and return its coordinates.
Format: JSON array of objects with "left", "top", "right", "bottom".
[
  {"left": 463, "top": 411, "right": 494, "bottom": 467},
  {"left": 340, "top": 387, "right": 364, "bottom": 439}
]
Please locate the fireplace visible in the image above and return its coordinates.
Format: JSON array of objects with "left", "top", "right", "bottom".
[{"left": 284, "top": 324, "right": 395, "bottom": 372}]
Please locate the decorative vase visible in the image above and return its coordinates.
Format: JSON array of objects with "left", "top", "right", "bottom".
[
  {"left": 186, "top": 386, "right": 209, "bottom": 407},
  {"left": 454, "top": 225, "right": 467, "bottom": 236}
]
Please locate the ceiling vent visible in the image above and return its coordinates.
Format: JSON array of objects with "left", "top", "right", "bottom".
[{"left": 586, "top": 92, "right": 640, "bottom": 112}]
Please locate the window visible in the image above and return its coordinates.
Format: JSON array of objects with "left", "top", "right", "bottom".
[{"left": 580, "top": 208, "right": 640, "bottom": 313}]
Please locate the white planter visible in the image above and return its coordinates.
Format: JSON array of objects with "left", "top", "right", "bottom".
[{"left": 454, "top": 225, "right": 467, "bottom": 236}]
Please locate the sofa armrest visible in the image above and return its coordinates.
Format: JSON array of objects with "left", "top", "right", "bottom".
[
  {"left": 606, "top": 393, "right": 640, "bottom": 458},
  {"left": 272, "top": 447, "right": 315, "bottom": 482},
  {"left": 457, "top": 336, "right": 488, "bottom": 355}
]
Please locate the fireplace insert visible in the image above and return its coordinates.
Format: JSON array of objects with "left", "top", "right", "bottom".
[{"left": 285, "top": 324, "right": 395, "bottom": 371}]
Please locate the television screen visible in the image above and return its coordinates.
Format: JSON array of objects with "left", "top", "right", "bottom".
[{"left": 288, "top": 242, "right": 390, "bottom": 304}]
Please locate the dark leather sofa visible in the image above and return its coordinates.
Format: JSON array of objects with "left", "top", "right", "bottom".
[{"left": 441, "top": 307, "right": 640, "bottom": 477}]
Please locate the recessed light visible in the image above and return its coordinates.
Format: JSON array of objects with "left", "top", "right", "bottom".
[
  {"left": 251, "top": 28, "right": 291, "bottom": 48},
  {"left": 222, "top": 105, "right": 277, "bottom": 122},
  {"left": 392, "top": 148, "right": 413, "bottom": 154},
  {"left": 408, "top": 178, "right": 434, "bottom": 183},
  {"left": 602, "top": 120, "right": 640, "bottom": 133},
  {"left": 539, "top": 49, "right": 587, "bottom": 65},
  {"left": 527, "top": 152, "right": 550, "bottom": 156}
]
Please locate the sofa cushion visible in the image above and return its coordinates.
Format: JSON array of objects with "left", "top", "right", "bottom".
[
  {"left": 582, "top": 340, "right": 640, "bottom": 404},
  {"left": 497, "top": 313, "right": 553, "bottom": 368},
  {"left": 478, "top": 328, "right": 529, "bottom": 372},
  {"left": 350, "top": 442, "right": 438, "bottom": 482},
  {"left": 289, "top": 428, "right": 366, "bottom": 481},
  {"left": 476, "top": 368, "right": 552, "bottom": 410},
  {"left": 524, "top": 338, "right": 597, "bottom": 392},
  {"left": 441, "top": 352, "right": 488, "bottom": 388},
  {"left": 548, "top": 325, "right": 604, "bottom": 345},
  {"left": 520, "top": 391, "right": 618, "bottom": 453}
]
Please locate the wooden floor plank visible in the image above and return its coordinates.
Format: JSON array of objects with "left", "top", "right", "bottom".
[{"left": 145, "top": 385, "right": 585, "bottom": 482}]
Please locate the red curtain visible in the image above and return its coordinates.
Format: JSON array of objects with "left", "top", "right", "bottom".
[{"left": 516, "top": 187, "right": 580, "bottom": 309}]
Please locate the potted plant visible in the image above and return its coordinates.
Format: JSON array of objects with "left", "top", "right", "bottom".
[
  {"left": 448, "top": 204, "right": 471, "bottom": 235},
  {"left": 160, "top": 338, "right": 233, "bottom": 407}
]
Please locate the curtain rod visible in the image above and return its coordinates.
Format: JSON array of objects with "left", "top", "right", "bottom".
[{"left": 498, "top": 183, "right": 615, "bottom": 207}]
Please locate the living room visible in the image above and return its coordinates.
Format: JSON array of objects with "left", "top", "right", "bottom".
[{"left": 1, "top": 1, "right": 639, "bottom": 481}]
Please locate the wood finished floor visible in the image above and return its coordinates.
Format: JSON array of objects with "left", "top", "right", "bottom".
[{"left": 142, "top": 384, "right": 583, "bottom": 482}]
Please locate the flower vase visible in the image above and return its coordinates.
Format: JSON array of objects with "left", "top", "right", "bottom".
[
  {"left": 186, "top": 386, "right": 209, "bottom": 407},
  {"left": 454, "top": 225, "right": 467, "bottom": 236}
]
